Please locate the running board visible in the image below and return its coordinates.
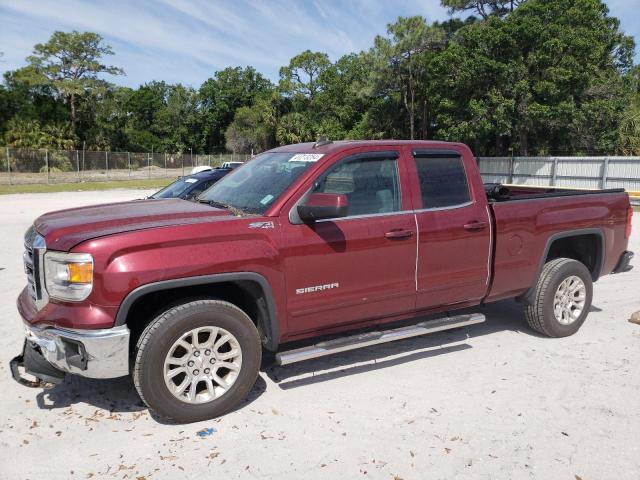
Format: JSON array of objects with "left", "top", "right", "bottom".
[{"left": 275, "top": 313, "right": 485, "bottom": 366}]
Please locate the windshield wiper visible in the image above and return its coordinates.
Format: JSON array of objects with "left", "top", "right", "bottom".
[{"left": 198, "top": 199, "right": 245, "bottom": 216}]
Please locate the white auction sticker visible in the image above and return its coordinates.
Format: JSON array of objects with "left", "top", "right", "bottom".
[
  {"left": 289, "top": 153, "right": 324, "bottom": 162},
  {"left": 185, "top": 178, "right": 198, "bottom": 183}
]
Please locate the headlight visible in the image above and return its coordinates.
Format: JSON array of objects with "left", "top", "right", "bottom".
[{"left": 44, "top": 251, "right": 93, "bottom": 301}]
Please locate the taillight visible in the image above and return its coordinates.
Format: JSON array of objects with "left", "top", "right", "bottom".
[{"left": 626, "top": 206, "right": 633, "bottom": 239}]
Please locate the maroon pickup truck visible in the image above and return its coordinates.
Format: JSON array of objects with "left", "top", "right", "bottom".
[{"left": 11, "top": 140, "right": 634, "bottom": 422}]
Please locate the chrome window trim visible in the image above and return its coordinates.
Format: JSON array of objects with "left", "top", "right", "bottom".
[
  {"left": 291, "top": 200, "right": 475, "bottom": 223},
  {"left": 414, "top": 200, "right": 474, "bottom": 213},
  {"left": 314, "top": 209, "right": 415, "bottom": 223}
]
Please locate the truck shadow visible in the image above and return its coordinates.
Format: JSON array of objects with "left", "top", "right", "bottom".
[
  {"left": 35, "top": 375, "right": 146, "bottom": 413},
  {"left": 32, "top": 299, "right": 601, "bottom": 417},
  {"left": 34, "top": 364, "right": 268, "bottom": 421},
  {"left": 264, "top": 299, "right": 554, "bottom": 389}
]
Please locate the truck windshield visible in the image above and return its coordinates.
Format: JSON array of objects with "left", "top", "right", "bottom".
[{"left": 199, "top": 152, "right": 318, "bottom": 214}]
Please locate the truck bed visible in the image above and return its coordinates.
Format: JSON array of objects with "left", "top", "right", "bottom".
[
  {"left": 484, "top": 183, "right": 626, "bottom": 202},
  {"left": 484, "top": 184, "right": 631, "bottom": 303}
]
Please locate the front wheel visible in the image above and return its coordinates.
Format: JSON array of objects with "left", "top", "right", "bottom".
[
  {"left": 524, "top": 257, "right": 593, "bottom": 337},
  {"left": 133, "top": 299, "right": 261, "bottom": 422}
]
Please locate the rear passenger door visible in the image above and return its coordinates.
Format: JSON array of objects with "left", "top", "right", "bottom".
[{"left": 410, "top": 149, "right": 491, "bottom": 310}]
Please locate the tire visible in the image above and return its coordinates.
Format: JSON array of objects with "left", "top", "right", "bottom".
[
  {"left": 524, "top": 257, "right": 593, "bottom": 337},
  {"left": 133, "top": 299, "right": 261, "bottom": 423}
]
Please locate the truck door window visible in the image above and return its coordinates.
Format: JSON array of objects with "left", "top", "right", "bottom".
[
  {"left": 314, "top": 156, "right": 401, "bottom": 216},
  {"left": 414, "top": 157, "right": 470, "bottom": 209}
]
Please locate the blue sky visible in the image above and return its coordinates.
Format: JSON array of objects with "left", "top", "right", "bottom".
[{"left": 1, "top": 0, "right": 638, "bottom": 88}]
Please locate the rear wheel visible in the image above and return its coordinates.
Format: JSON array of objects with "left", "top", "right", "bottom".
[
  {"left": 133, "top": 299, "right": 261, "bottom": 422},
  {"left": 524, "top": 258, "right": 593, "bottom": 337}
]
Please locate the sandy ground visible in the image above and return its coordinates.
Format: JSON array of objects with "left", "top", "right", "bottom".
[{"left": 0, "top": 190, "right": 638, "bottom": 480}]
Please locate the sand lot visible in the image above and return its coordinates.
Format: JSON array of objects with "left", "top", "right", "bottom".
[{"left": 0, "top": 190, "right": 638, "bottom": 480}]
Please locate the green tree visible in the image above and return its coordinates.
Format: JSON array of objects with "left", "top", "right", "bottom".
[
  {"left": 366, "top": 16, "right": 446, "bottom": 139},
  {"left": 157, "top": 84, "right": 203, "bottom": 153},
  {"left": 199, "top": 67, "right": 272, "bottom": 151},
  {"left": 4, "top": 118, "right": 76, "bottom": 150},
  {"left": 441, "top": 0, "right": 522, "bottom": 18},
  {"left": 276, "top": 112, "right": 315, "bottom": 144},
  {"left": 313, "top": 53, "right": 370, "bottom": 139},
  {"left": 618, "top": 94, "right": 640, "bottom": 155},
  {"left": 81, "top": 85, "right": 133, "bottom": 150},
  {"left": 430, "top": 0, "right": 634, "bottom": 155},
  {"left": 14, "top": 31, "right": 124, "bottom": 136},
  {"left": 124, "top": 81, "right": 169, "bottom": 151},
  {"left": 279, "top": 50, "right": 331, "bottom": 102}
]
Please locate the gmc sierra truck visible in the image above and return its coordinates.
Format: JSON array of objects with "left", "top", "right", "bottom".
[{"left": 11, "top": 140, "right": 634, "bottom": 422}]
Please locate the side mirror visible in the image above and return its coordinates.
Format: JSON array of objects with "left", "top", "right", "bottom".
[{"left": 297, "top": 193, "right": 348, "bottom": 222}]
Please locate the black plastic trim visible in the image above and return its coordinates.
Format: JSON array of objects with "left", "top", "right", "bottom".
[
  {"left": 114, "top": 272, "right": 280, "bottom": 351},
  {"left": 343, "top": 151, "right": 400, "bottom": 161},
  {"left": 518, "top": 228, "right": 605, "bottom": 305},
  {"left": 412, "top": 149, "right": 461, "bottom": 158},
  {"left": 11, "top": 340, "right": 65, "bottom": 386},
  {"left": 489, "top": 187, "right": 625, "bottom": 202},
  {"left": 612, "top": 250, "right": 634, "bottom": 273}
]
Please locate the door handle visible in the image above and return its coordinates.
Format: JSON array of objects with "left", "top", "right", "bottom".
[
  {"left": 385, "top": 229, "right": 414, "bottom": 239},
  {"left": 463, "top": 221, "right": 488, "bottom": 231}
]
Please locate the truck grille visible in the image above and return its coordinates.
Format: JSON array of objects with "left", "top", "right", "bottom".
[{"left": 23, "top": 225, "right": 47, "bottom": 309}]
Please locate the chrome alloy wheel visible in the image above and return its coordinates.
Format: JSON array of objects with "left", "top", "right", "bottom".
[
  {"left": 553, "top": 275, "right": 587, "bottom": 325},
  {"left": 163, "top": 326, "right": 242, "bottom": 404}
]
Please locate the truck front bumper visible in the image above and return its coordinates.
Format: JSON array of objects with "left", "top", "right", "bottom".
[{"left": 10, "top": 323, "right": 130, "bottom": 386}]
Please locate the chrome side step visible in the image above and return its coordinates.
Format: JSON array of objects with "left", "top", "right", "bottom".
[{"left": 275, "top": 313, "right": 485, "bottom": 366}]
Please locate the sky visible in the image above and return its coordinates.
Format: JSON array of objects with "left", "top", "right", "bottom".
[{"left": 1, "top": 0, "right": 639, "bottom": 88}]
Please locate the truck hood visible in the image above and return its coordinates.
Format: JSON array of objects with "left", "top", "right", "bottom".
[{"left": 35, "top": 198, "right": 233, "bottom": 251}]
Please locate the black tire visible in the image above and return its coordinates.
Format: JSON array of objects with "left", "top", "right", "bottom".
[
  {"left": 133, "top": 299, "right": 261, "bottom": 423},
  {"left": 524, "top": 257, "right": 593, "bottom": 337}
]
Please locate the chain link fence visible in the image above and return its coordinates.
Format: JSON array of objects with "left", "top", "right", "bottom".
[{"left": 0, "top": 147, "right": 252, "bottom": 185}]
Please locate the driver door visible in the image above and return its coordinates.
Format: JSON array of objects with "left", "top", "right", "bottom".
[{"left": 280, "top": 149, "right": 417, "bottom": 336}]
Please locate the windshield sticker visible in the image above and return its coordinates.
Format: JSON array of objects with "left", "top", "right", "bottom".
[
  {"left": 185, "top": 178, "right": 198, "bottom": 183},
  {"left": 289, "top": 153, "right": 324, "bottom": 163},
  {"left": 260, "top": 194, "right": 274, "bottom": 205}
]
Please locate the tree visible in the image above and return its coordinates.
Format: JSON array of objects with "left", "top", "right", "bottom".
[
  {"left": 276, "top": 112, "right": 315, "bottom": 144},
  {"left": 618, "top": 94, "right": 640, "bottom": 155},
  {"left": 199, "top": 67, "right": 272, "bottom": 151},
  {"left": 313, "top": 53, "right": 370, "bottom": 139},
  {"left": 279, "top": 50, "right": 331, "bottom": 102},
  {"left": 367, "top": 16, "right": 446, "bottom": 139},
  {"left": 14, "top": 31, "right": 124, "bottom": 136},
  {"left": 156, "top": 84, "right": 203, "bottom": 153},
  {"left": 430, "top": 0, "right": 634, "bottom": 155},
  {"left": 123, "top": 81, "right": 169, "bottom": 151},
  {"left": 4, "top": 118, "right": 76, "bottom": 150},
  {"left": 441, "top": 0, "right": 523, "bottom": 18}
]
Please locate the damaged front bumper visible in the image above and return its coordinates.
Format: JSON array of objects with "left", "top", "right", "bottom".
[{"left": 10, "top": 323, "right": 130, "bottom": 387}]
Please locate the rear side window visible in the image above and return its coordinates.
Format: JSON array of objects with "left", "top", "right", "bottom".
[{"left": 414, "top": 156, "right": 470, "bottom": 209}]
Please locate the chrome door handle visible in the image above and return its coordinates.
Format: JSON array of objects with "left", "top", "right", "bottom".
[
  {"left": 385, "top": 229, "right": 413, "bottom": 239},
  {"left": 463, "top": 221, "right": 488, "bottom": 231}
]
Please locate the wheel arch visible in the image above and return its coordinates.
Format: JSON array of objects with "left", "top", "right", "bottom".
[
  {"left": 518, "top": 228, "right": 604, "bottom": 305},
  {"left": 115, "top": 272, "right": 279, "bottom": 351}
]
